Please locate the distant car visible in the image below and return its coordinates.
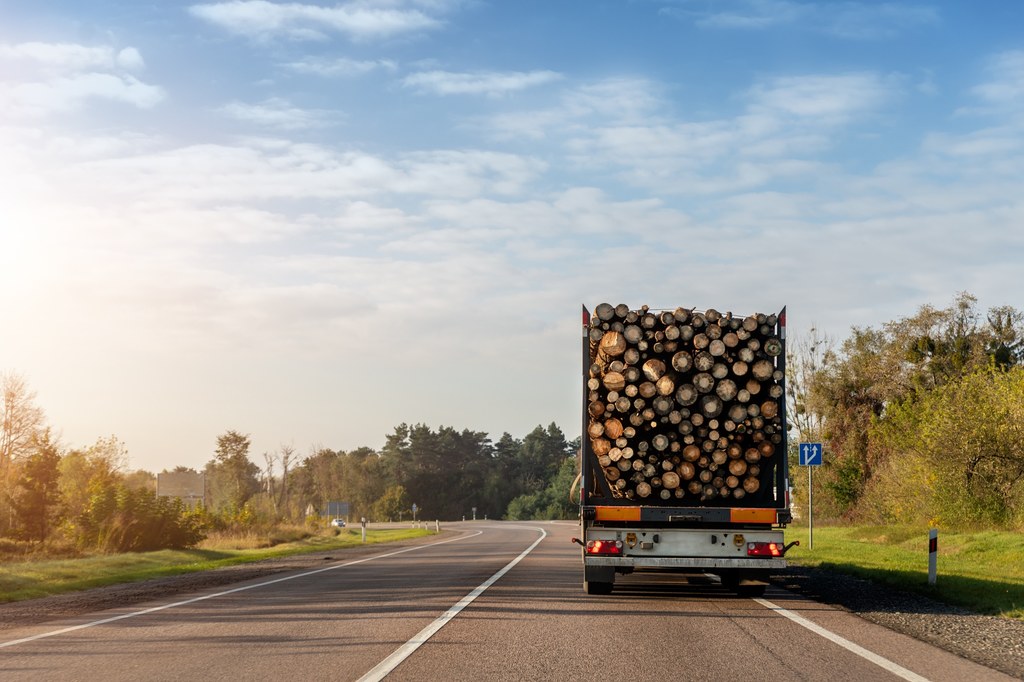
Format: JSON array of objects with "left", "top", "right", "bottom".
[{"left": 330, "top": 518, "right": 346, "bottom": 528}]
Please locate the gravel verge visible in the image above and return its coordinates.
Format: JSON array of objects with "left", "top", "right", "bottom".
[{"left": 772, "top": 566, "right": 1024, "bottom": 680}]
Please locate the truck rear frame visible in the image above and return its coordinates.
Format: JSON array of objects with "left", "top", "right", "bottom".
[{"left": 578, "top": 304, "right": 793, "bottom": 596}]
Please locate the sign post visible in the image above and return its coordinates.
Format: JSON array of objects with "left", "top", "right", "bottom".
[
  {"left": 412, "top": 503, "right": 418, "bottom": 526},
  {"left": 799, "top": 442, "right": 823, "bottom": 549}
]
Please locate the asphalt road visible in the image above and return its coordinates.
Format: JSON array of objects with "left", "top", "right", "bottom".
[{"left": 0, "top": 522, "right": 1015, "bottom": 682}]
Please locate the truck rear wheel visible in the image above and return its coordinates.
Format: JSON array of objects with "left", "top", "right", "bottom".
[{"left": 584, "top": 580, "right": 614, "bottom": 595}]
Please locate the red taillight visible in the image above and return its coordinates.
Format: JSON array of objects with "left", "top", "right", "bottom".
[
  {"left": 747, "top": 542, "right": 783, "bottom": 557},
  {"left": 586, "top": 540, "right": 623, "bottom": 556}
]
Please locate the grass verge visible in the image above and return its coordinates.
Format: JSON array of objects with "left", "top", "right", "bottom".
[
  {"left": 0, "top": 528, "right": 434, "bottom": 603},
  {"left": 783, "top": 525, "right": 1024, "bottom": 619}
]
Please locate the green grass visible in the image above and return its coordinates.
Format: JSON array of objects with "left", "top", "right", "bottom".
[
  {"left": 783, "top": 524, "right": 1024, "bottom": 619},
  {"left": 0, "top": 528, "right": 434, "bottom": 603}
]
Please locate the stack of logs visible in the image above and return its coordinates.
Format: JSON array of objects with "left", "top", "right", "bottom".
[{"left": 587, "top": 303, "right": 785, "bottom": 503}]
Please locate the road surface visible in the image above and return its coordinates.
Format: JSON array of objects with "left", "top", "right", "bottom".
[{"left": 0, "top": 522, "right": 1013, "bottom": 681}]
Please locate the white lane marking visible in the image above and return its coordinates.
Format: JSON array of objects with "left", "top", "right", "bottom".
[
  {"left": 357, "top": 525, "right": 548, "bottom": 682},
  {"left": 0, "top": 530, "right": 483, "bottom": 650},
  {"left": 754, "top": 597, "right": 931, "bottom": 682}
]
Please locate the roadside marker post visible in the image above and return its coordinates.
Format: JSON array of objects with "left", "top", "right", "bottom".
[
  {"left": 928, "top": 529, "right": 938, "bottom": 586},
  {"left": 799, "top": 443, "right": 823, "bottom": 550}
]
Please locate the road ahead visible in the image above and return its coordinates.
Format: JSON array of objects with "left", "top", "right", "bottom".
[{"left": 0, "top": 522, "right": 1013, "bottom": 681}]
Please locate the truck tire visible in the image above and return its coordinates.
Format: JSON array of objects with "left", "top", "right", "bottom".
[{"left": 584, "top": 580, "right": 614, "bottom": 595}]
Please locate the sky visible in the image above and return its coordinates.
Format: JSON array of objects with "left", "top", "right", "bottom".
[{"left": 2, "top": 0, "right": 1023, "bottom": 474}]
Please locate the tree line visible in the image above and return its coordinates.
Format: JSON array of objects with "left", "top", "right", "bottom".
[
  {"left": 0, "top": 373, "right": 578, "bottom": 555},
  {"left": 205, "top": 422, "right": 579, "bottom": 525},
  {"left": 789, "top": 292, "right": 1024, "bottom": 528}
]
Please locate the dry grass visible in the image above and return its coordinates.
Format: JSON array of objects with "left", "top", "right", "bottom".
[{"left": 199, "top": 524, "right": 316, "bottom": 551}]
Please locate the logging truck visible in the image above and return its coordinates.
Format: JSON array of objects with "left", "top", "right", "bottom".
[{"left": 575, "top": 303, "right": 796, "bottom": 596}]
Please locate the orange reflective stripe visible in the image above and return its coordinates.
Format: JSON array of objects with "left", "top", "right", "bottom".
[
  {"left": 729, "top": 508, "right": 776, "bottom": 524},
  {"left": 594, "top": 507, "right": 642, "bottom": 521}
]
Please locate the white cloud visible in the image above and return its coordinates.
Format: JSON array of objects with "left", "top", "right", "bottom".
[
  {"left": 486, "top": 77, "right": 665, "bottom": 140},
  {"left": 827, "top": 3, "right": 940, "bottom": 40},
  {"left": 116, "top": 47, "right": 146, "bottom": 72},
  {"left": 398, "top": 150, "right": 546, "bottom": 196},
  {"left": 970, "top": 50, "right": 1024, "bottom": 109},
  {"left": 219, "top": 97, "right": 334, "bottom": 129},
  {"left": 283, "top": 56, "right": 397, "bottom": 76},
  {"left": 0, "top": 41, "right": 160, "bottom": 117},
  {"left": 1, "top": 73, "right": 165, "bottom": 116},
  {"left": 689, "top": 0, "right": 806, "bottom": 29},
  {"left": 488, "top": 73, "right": 894, "bottom": 195},
  {"left": 747, "top": 73, "right": 897, "bottom": 120},
  {"left": 402, "top": 69, "right": 562, "bottom": 96},
  {"left": 0, "top": 42, "right": 117, "bottom": 72},
  {"left": 0, "top": 41, "right": 149, "bottom": 74},
  {"left": 188, "top": 0, "right": 446, "bottom": 41},
  {"left": 663, "top": 1, "right": 939, "bottom": 39},
  {"left": 38, "top": 137, "right": 543, "bottom": 206}
]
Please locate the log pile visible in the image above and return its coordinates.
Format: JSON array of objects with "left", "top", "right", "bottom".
[{"left": 587, "top": 303, "right": 784, "bottom": 503}]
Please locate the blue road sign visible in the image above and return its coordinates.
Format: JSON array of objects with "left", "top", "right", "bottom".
[{"left": 799, "top": 442, "right": 823, "bottom": 466}]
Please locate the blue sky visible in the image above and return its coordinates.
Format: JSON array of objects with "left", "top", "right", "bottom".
[{"left": 2, "top": 1, "right": 1023, "bottom": 473}]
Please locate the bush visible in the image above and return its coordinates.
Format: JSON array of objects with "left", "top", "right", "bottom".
[{"left": 75, "top": 484, "right": 207, "bottom": 552}]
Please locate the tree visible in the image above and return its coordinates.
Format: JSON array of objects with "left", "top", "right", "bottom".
[
  {"left": 785, "top": 326, "right": 834, "bottom": 517},
  {"left": 372, "top": 485, "right": 409, "bottom": 522},
  {"left": 867, "top": 365, "right": 1024, "bottom": 526},
  {"left": 59, "top": 436, "right": 128, "bottom": 523},
  {"left": 276, "top": 444, "right": 296, "bottom": 511},
  {"left": 987, "top": 305, "right": 1024, "bottom": 369},
  {"left": 516, "top": 423, "right": 571, "bottom": 489},
  {"left": 205, "top": 430, "right": 260, "bottom": 514},
  {"left": 505, "top": 457, "right": 578, "bottom": 520},
  {"left": 380, "top": 424, "right": 496, "bottom": 520},
  {"left": 0, "top": 372, "right": 47, "bottom": 535},
  {"left": 12, "top": 430, "right": 62, "bottom": 542},
  {"left": 123, "top": 470, "right": 156, "bottom": 491},
  {"left": 0, "top": 372, "right": 46, "bottom": 476}
]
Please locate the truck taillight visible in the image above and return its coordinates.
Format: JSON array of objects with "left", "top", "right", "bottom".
[
  {"left": 747, "top": 542, "right": 783, "bottom": 557},
  {"left": 586, "top": 540, "right": 623, "bottom": 556}
]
